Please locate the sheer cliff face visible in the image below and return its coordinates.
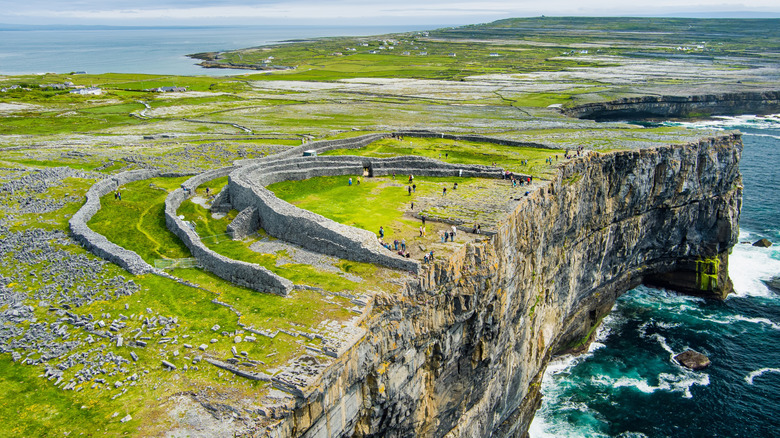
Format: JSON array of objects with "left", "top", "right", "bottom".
[
  {"left": 564, "top": 91, "right": 780, "bottom": 120},
  {"left": 284, "top": 134, "right": 742, "bottom": 438}
]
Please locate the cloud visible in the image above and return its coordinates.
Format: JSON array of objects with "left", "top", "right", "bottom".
[{"left": 3, "top": 0, "right": 779, "bottom": 24}]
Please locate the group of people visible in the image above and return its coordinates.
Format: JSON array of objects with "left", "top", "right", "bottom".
[
  {"left": 380, "top": 240, "right": 411, "bottom": 258},
  {"left": 378, "top": 228, "right": 412, "bottom": 257},
  {"left": 113, "top": 191, "right": 122, "bottom": 201},
  {"left": 378, "top": 216, "right": 487, "bottom": 263},
  {"left": 441, "top": 226, "right": 457, "bottom": 242},
  {"left": 564, "top": 146, "right": 585, "bottom": 159},
  {"left": 503, "top": 171, "right": 532, "bottom": 188},
  {"left": 348, "top": 177, "right": 361, "bottom": 186}
]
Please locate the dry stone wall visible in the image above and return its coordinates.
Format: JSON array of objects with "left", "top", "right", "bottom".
[
  {"left": 396, "top": 130, "right": 551, "bottom": 149},
  {"left": 164, "top": 167, "right": 294, "bottom": 296},
  {"left": 234, "top": 133, "right": 389, "bottom": 167},
  {"left": 69, "top": 170, "right": 162, "bottom": 275},
  {"left": 226, "top": 206, "right": 259, "bottom": 240},
  {"left": 228, "top": 155, "right": 504, "bottom": 273}
]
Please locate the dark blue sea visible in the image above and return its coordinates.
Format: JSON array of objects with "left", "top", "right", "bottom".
[
  {"left": 530, "top": 115, "right": 780, "bottom": 437},
  {"left": 0, "top": 25, "right": 435, "bottom": 76}
]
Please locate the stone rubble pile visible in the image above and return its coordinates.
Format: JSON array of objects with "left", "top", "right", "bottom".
[{"left": 0, "top": 166, "right": 82, "bottom": 195}]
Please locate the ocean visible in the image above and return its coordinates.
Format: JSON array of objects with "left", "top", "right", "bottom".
[
  {"left": 530, "top": 115, "right": 780, "bottom": 437},
  {"left": 0, "top": 25, "right": 436, "bottom": 76}
]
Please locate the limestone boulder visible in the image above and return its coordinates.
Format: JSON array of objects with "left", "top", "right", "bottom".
[
  {"left": 752, "top": 238, "right": 772, "bottom": 247},
  {"left": 674, "top": 350, "right": 711, "bottom": 370}
]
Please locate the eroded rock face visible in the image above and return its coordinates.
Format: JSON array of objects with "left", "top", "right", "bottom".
[
  {"left": 564, "top": 90, "right": 780, "bottom": 120},
  {"left": 675, "top": 350, "right": 711, "bottom": 370},
  {"left": 270, "top": 134, "right": 742, "bottom": 438}
]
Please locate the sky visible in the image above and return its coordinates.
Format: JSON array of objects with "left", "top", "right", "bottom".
[{"left": 1, "top": 0, "right": 779, "bottom": 26}]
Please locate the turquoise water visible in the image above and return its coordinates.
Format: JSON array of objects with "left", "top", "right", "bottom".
[
  {"left": 0, "top": 25, "right": 436, "bottom": 76},
  {"left": 530, "top": 115, "right": 780, "bottom": 437}
]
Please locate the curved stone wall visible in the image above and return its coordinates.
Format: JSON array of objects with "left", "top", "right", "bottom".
[
  {"left": 164, "top": 166, "right": 294, "bottom": 296},
  {"left": 396, "top": 130, "right": 552, "bottom": 149},
  {"left": 228, "top": 155, "right": 506, "bottom": 273},
  {"left": 69, "top": 169, "right": 162, "bottom": 275},
  {"left": 234, "top": 133, "right": 390, "bottom": 167}
]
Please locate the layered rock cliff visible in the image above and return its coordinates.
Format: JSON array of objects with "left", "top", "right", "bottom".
[
  {"left": 565, "top": 91, "right": 780, "bottom": 120},
  {"left": 269, "top": 134, "right": 742, "bottom": 438}
]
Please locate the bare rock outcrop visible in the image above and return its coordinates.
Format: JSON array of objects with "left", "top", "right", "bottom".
[{"left": 675, "top": 350, "right": 711, "bottom": 370}]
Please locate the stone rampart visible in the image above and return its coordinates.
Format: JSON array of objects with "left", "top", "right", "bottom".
[
  {"left": 164, "top": 167, "right": 294, "bottom": 296},
  {"left": 395, "top": 130, "right": 551, "bottom": 149},
  {"left": 235, "top": 133, "right": 389, "bottom": 167},
  {"left": 69, "top": 170, "right": 161, "bottom": 275},
  {"left": 227, "top": 206, "right": 259, "bottom": 240},
  {"left": 228, "top": 155, "right": 505, "bottom": 273},
  {"left": 210, "top": 188, "right": 232, "bottom": 213}
]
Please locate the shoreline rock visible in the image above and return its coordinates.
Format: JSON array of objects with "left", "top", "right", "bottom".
[
  {"left": 752, "top": 238, "right": 772, "bottom": 248},
  {"left": 763, "top": 276, "right": 780, "bottom": 293},
  {"left": 674, "top": 350, "right": 711, "bottom": 370}
]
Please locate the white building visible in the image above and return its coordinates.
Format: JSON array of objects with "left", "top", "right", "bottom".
[{"left": 69, "top": 87, "right": 102, "bottom": 95}]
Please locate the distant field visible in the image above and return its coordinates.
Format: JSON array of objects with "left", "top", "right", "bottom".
[{"left": 194, "top": 17, "right": 780, "bottom": 81}]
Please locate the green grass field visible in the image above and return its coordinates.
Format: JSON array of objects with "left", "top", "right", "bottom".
[{"left": 89, "top": 177, "right": 192, "bottom": 262}]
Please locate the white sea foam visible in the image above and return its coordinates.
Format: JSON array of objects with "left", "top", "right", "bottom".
[
  {"left": 632, "top": 285, "right": 705, "bottom": 306},
  {"left": 743, "top": 132, "right": 780, "bottom": 140},
  {"left": 528, "top": 414, "right": 608, "bottom": 438},
  {"left": 638, "top": 319, "right": 685, "bottom": 342},
  {"left": 529, "top": 340, "right": 623, "bottom": 438},
  {"left": 655, "top": 321, "right": 682, "bottom": 329},
  {"left": 733, "top": 315, "right": 780, "bottom": 330},
  {"left": 650, "top": 333, "right": 677, "bottom": 360},
  {"left": 744, "top": 368, "right": 780, "bottom": 385},
  {"left": 728, "top": 232, "right": 780, "bottom": 299},
  {"left": 593, "top": 313, "right": 617, "bottom": 343},
  {"left": 595, "top": 371, "right": 709, "bottom": 399},
  {"left": 698, "top": 314, "right": 779, "bottom": 330},
  {"left": 529, "top": 353, "right": 610, "bottom": 438},
  {"left": 637, "top": 321, "right": 651, "bottom": 338},
  {"left": 661, "top": 114, "right": 780, "bottom": 131},
  {"left": 544, "top": 353, "right": 584, "bottom": 376},
  {"left": 588, "top": 341, "right": 606, "bottom": 352}
]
